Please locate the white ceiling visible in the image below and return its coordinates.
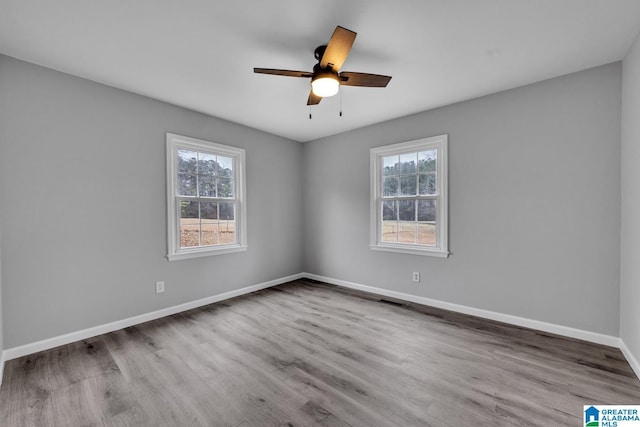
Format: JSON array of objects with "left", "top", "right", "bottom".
[{"left": 2, "top": 1, "right": 640, "bottom": 142}]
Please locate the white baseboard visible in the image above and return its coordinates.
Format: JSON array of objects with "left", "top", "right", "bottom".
[
  {"left": 303, "top": 273, "right": 621, "bottom": 348},
  {"left": 3, "top": 273, "right": 304, "bottom": 362},
  {"left": 0, "top": 350, "right": 5, "bottom": 387},
  {"left": 620, "top": 339, "right": 640, "bottom": 379}
]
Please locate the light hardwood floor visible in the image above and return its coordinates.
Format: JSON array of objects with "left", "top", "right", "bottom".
[{"left": 1, "top": 279, "right": 639, "bottom": 426}]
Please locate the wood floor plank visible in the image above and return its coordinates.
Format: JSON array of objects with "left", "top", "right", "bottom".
[
  {"left": 128, "top": 348, "right": 247, "bottom": 427},
  {"left": 1, "top": 279, "right": 639, "bottom": 426},
  {"left": 181, "top": 343, "right": 314, "bottom": 426}
]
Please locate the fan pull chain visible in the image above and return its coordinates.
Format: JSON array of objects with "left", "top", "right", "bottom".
[
  {"left": 309, "top": 107, "right": 312, "bottom": 120},
  {"left": 339, "top": 89, "right": 343, "bottom": 117}
]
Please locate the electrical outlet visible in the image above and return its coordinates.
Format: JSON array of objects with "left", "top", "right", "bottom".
[
  {"left": 155, "top": 281, "right": 165, "bottom": 294},
  {"left": 412, "top": 272, "right": 420, "bottom": 282}
]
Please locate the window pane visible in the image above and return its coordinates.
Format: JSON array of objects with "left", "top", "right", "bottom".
[
  {"left": 417, "top": 223, "right": 436, "bottom": 246},
  {"left": 198, "top": 175, "right": 215, "bottom": 197},
  {"left": 382, "top": 200, "right": 397, "bottom": 243},
  {"left": 398, "top": 221, "right": 416, "bottom": 244},
  {"left": 219, "top": 221, "right": 235, "bottom": 244},
  {"left": 178, "top": 173, "right": 196, "bottom": 196},
  {"left": 201, "top": 202, "right": 218, "bottom": 220},
  {"left": 217, "top": 156, "right": 233, "bottom": 177},
  {"left": 180, "top": 201, "right": 199, "bottom": 248},
  {"left": 419, "top": 173, "right": 436, "bottom": 195},
  {"left": 178, "top": 150, "right": 197, "bottom": 174},
  {"left": 180, "top": 200, "right": 199, "bottom": 219},
  {"left": 219, "top": 202, "right": 235, "bottom": 244},
  {"left": 217, "top": 177, "right": 234, "bottom": 198},
  {"left": 383, "top": 155, "right": 398, "bottom": 176},
  {"left": 201, "top": 221, "right": 218, "bottom": 246},
  {"left": 201, "top": 202, "right": 219, "bottom": 246},
  {"left": 382, "top": 200, "right": 397, "bottom": 221},
  {"left": 417, "top": 199, "right": 436, "bottom": 246},
  {"left": 383, "top": 176, "right": 398, "bottom": 197},
  {"left": 219, "top": 202, "right": 235, "bottom": 221},
  {"left": 418, "top": 200, "right": 436, "bottom": 222},
  {"left": 399, "top": 200, "right": 415, "bottom": 221},
  {"left": 382, "top": 221, "right": 398, "bottom": 243},
  {"left": 399, "top": 153, "right": 417, "bottom": 174},
  {"left": 418, "top": 150, "right": 437, "bottom": 172},
  {"left": 198, "top": 153, "right": 216, "bottom": 175},
  {"left": 400, "top": 175, "right": 417, "bottom": 196}
]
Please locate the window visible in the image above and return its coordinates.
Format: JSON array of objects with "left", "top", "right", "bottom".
[
  {"left": 166, "top": 133, "right": 247, "bottom": 260},
  {"left": 370, "top": 135, "right": 448, "bottom": 257}
]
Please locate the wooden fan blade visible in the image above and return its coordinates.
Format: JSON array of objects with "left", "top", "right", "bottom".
[
  {"left": 307, "top": 90, "right": 322, "bottom": 105},
  {"left": 339, "top": 72, "right": 392, "bottom": 87},
  {"left": 320, "top": 26, "right": 356, "bottom": 71},
  {"left": 254, "top": 68, "right": 313, "bottom": 78}
]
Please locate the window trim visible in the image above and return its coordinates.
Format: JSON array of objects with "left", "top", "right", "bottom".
[
  {"left": 370, "top": 134, "right": 449, "bottom": 258},
  {"left": 166, "top": 133, "right": 247, "bottom": 261}
]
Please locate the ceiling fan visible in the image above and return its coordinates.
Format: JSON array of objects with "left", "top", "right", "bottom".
[{"left": 254, "top": 26, "right": 392, "bottom": 105}]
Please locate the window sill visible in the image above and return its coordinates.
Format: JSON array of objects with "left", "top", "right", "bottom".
[
  {"left": 167, "top": 244, "right": 247, "bottom": 261},
  {"left": 370, "top": 244, "right": 449, "bottom": 258}
]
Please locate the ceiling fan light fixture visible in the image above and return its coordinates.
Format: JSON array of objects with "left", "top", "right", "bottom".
[
  {"left": 311, "top": 75, "right": 339, "bottom": 97},
  {"left": 254, "top": 26, "right": 391, "bottom": 106}
]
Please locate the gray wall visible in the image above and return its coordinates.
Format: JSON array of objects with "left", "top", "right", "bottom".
[
  {"left": 0, "top": 55, "right": 303, "bottom": 348},
  {"left": 0, "top": 53, "right": 627, "bottom": 350},
  {"left": 303, "top": 63, "right": 622, "bottom": 336},
  {"left": 621, "top": 32, "right": 640, "bottom": 363}
]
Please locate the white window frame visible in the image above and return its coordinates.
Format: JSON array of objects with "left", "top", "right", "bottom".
[
  {"left": 166, "top": 133, "right": 247, "bottom": 261},
  {"left": 370, "top": 134, "right": 449, "bottom": 258}
]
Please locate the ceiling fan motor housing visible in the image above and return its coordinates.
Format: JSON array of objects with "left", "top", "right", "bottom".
[
  {"left": 312, "top": 63, "right": 339, "bottom": 79},
  {"left": 314, "top": 45, "right": 327, "bottom": 61}
]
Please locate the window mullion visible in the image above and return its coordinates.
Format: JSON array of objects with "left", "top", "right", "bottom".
[
  {"left": 177, "top": 196, "right": 202, "bottom": 202},
  {"left": 394, "top": 198, "right": 399, "bottom": 243},
  {"left": 195, "top": 151, "right": 200, "bottom": 198},
  {"left": 197, "top": 199, "right": 202, "bottom": 247},
  {"left": 414, "top": 199, "right": 419, "bottom": 244},
  {"left": 216, "top": 202, "right": 221, "bottom": 244}
]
